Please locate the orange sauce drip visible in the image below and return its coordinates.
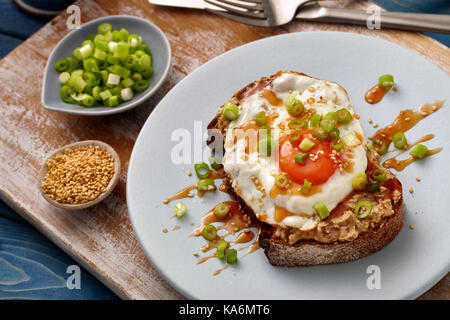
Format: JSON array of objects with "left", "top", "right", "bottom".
[
  {"left": 163, "top": 183, "right": 197, "bottom": 204},
  {"left": 213, "top": 265, "right": 229, "bottom": 276},
  {"left": 208, "top": 168, "right": 225, "bottom": 180},
  {"left": 232, "top": 230, "right": 255, "bottom": 244},
  {"left": 236, "top": 78, "right": 273, "bottom": 100},
  {"left": 260, "top": 89, "right": 283, "bottom": 106},
  {"left": 382, "top": 134, "right": 442, "bottom": 171},
  {"left": 365, "top": 84, "right": 391, "bottom": 104},
  {"left": 370, "top": 101, "right": 444, "bottom": 148},
  {"left": 274, "top": 206, "right": 310, "bottom": 223}
]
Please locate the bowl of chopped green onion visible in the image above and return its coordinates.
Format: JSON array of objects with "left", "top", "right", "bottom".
[{"left": 42, "top": 15, "right": 171, "bottom": 116}]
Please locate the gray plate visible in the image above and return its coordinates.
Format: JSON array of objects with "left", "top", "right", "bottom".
[
  {"left": 127, "top": 32, "right": 450, "bottom": 300},
  {"left": 42, "top": 15, "right": 171, "bottom": 116}
]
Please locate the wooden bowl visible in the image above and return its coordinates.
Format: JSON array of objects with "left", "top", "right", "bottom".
[{"left": 39, "top": 140, "right": 121, "bottom": 210}]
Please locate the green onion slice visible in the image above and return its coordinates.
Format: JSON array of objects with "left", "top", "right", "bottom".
[
  {"left": 378, "top": 74, "right": 394, "bottom": 87},
  {"left": 217, "top": 240, "right": 228, "bottom": 259},
  {"left": 366, "top": 182, "right": 380, "bottom": 193},
  {"left": 275, "top": 174, "right": 290, "bottom": 189},
  {"left": 54, "top": 59, "right": 69, "bottom": 72},
  {"left": 329, "top": 128, "right": 340, "bottom": 141},
  {"left": 289, "top": 131, "right": 301, "bottom": 143},
  {"left": 336, "top": 108, "right": 352, "bottom": 124},
  {"left": 288, "top": 119, "right": 307, "bottom": 130},
  {"left": 371, "top": 169, "right": 386, "bottom": 182},
  {"left": 226, "top": 248, "right": 238, "bottom": 264},
  {"left": 299, "top": 138, "right": 315, "bottom": 151},
  {"left": 294, "top": 153, "right": 308, "bottom": 164},
  {"left": 309, "top": 114, "right": 321, "bottom": 127},
  {"left": 331, "top": 140, "right": 343, "bottom": 150},
  {"left": 202, "top": 225, "right": 217, "bottom": 241},
  {"left": 223, "top": 102, "right": 240, "bottom": 121},
  {"left": 209, "top": 156, "right": 223, "bottom": 170},
  {"left": 313, "top": 127, "right": 328, "bottom": 140},
  {"left": 313, "top": 202, "right": 330, "bottom": 220},
  {"left": 255, "top": 111, "right": 266, "bottom": 126},
  {"left": 320, "top": 113, "right": 337, "bottom": 132},
  {"left": 194, "top": 162, "right": 210, "bottom": 179},
  {"left": 392, "top": 132, "right": 407, "bottom": 149},
  {"left": 285, "top": 92, "right": 304, "bottom": 116},
  {"left": 197, "top": 179, "right": 216, "bottom": 192},
  {"left": 133, "top": 79, "right": 150, "bottom": 93},
  {"left": 355, "top": 201, "right": 373, "bottom": 219},
  {"left": 214, "top": 203, "right": 230, "bottom": 218},
  {"left": 352, "top": 172, "right": 368, "bottom": 190},
  {"left": 409, "top": 144, "right": 428, "bottom": 159},
  {"left": 174, "top": 201, "right": 188, "bottom": 218},
  {"left": 301, "top": 180, "right": 312, "bottom": 194},
  {"left": 373, "top": 140, "right": 388, "bottom": 155}
]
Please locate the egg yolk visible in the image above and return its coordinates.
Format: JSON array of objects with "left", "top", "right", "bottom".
[{"left": 279, "top": 129, "right": 338, "bottom": 185}]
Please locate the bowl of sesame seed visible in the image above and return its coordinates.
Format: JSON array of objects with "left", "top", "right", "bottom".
[{"left": 39, "top": 140, "right": 121, "bottom": 210}]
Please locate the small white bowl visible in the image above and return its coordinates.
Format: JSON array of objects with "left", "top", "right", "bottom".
[
  {"left": 39, "top": 140, "right": 121, "bottom": 210},
  {"left": 41, "top": 15, "right": 171, "bottom": 116}
]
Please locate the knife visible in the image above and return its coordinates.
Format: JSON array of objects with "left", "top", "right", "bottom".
[{"left": 149, "top": 0, "right": 450, "bottom": 34}]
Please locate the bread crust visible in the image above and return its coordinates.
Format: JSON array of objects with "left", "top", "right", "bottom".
[{"left": 208, "top": 71, "right": 405, "bottom": 266}]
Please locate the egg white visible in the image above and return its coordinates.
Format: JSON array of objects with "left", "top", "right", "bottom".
[{"left": 222, "top": 72, "right": 367, "bottom": 230}]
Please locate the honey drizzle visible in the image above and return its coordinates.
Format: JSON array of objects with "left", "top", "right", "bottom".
[
  {"left": 259, "top": 89, "right": 283, "bottom": 106},
  {"left": 365, "top": 84, "right": 392, "bottom": 104}
]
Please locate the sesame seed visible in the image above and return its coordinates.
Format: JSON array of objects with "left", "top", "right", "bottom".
[
  {"left": 409, "top": 224, "right": 414, "bottom": 230},
  {"left": 416, "top": 177, "right": 421, "bottom": 182},
  {"left": 409, "top": 187, "right": 414, "bottom": 193}
]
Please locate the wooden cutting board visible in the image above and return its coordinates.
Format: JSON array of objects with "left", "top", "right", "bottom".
[{"left": 0, "top": 0, "right": 448, "bottom": 299}]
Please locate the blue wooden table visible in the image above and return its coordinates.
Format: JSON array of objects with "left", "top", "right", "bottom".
[{"left": 0, "top": 0, "right": 448, "bottom": 300}]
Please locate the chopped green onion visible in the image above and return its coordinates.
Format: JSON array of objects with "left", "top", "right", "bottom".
[
  {"left": 373, "top": 140, "right": 388, "bottom": 155},
  {"left": 98, "top": 22, "right": 112, "bottom": 34},
  {"left": 107, "top": 73, "right": 120, "bottom": 86},
  {"left": 336, "top": 108, "right": 352, "bottom": 124},
  {"left": 73, "top": 48, "right": 82, "bottom": 60},
  {"left": 288, "top": 119, "right": 307, "bottom": 130},
  {"left": 312, "top": 127, "right": 328, "bottom": 140},
  {"left": 255, "top": 111, "right": 266, "bottom": 126},
  {"left": 83, "top": 58, "right": 99, "bottom": 73},
  {"left": 197, "top": 179, "right": 216, "bottom": 192},
  {"left": 138, "top": 54, "right": 152, "bottom": 70},
  {"left": 119, "top": 28, "right": 129, "bottom": 42},
  {"left": 342, "top": 133, "right": 361, "bottom": 147},
  {"left": 378, "top": 74, "right": 394, "bottom": 87},
  {"left": 299, "top": 138, "right": 315, "bottom": 151},
  {"left": 222, "top": 102, "right": 239, "bottom": 121},
  {"left": 371, "top": 169, "right": 386, "bottom": 182},
  {"left": 82, "top": 95, "right": 95, "bottom": 107},
  {"left": 79, "top": 44, "right": 93, "bottom": 59},
  {"left": 352, "top": 172, "right": 368, "bottom": 190},
  {"left": 202, "top": 225, "right": 217, "bottom": 241},
  {"left": 366, "top": 182, "right": 380, "bottom": 193},
  {"left": 123, "top": 55, "right": 137, "bottom": 69},
  {"left": 99, "top": 89, "right": 112, "bottom": 101},
  {"left": 294, "top": 153, "right": 309, "bottom": 164},
  {"left": 114, "top": 42, "right": 129, "bottom": 58},
  {"left": 258, "top": 136, "right": 272, "bottom": 157},
  {"left": 392, "top": 132, "right": 407, "bottom": 149},
  {"left": 275, "top": 174, "right": 290, "bottom": 189},
  {"left": 131, "top": 72, "right": 143, "bottom": 81},
  {"left": 313, "top": 202, "right": 330, "bottom": 220},
  {"left": 194, "top": 162, "right": 210, "bottom": 179},
  {"left": 121, "top": 88, "right": 134, "bottom": 101},
  {"left": 217, "top": 240, "right": 228, "bottom": 259},
  {"left": 93, "top": 48, "right": 107, "bottom": 61},
  {"left": 92, "top": 86, "right": 102, "bottom": 101},
  {"left": 320, "top": 113, "right": 337, "bottom": 132},
  {"left": 226, "top": 248, "right": 238, "bottom": 264},
  {"left": 108, "top": 95, "right": 119, "bottom": 107},
  {"left": 285, "top": 92, "right": 304, "bottom": 116},
  {"left": 72, "top": 76, "right": 87, "bottom": 93},
  {"left": 54, "top": 59, "right": 69, "bottom": 72},
  {"left": 133, "top": 79, "right": 149, "bottom": 92},
  {"left": 355, "top": 201, "right": 373, "bottom": 219},
  {"left": 409, "top": 144, "right": 428, "bottom": 159},
  {"left": 121, "top": 77, "right": 135, "bottom": 88},
  {"left": 301, "top": 180, "right": 312, "bottom": 194},
  {"left": 58, "top": 72, "right": 70, "bottom": 84},
  {"left": 289, "top": 131, "right": 301, "bottom": 143},
  {"left": 174, "top": 201, "right": 188, "bottom": 218},
  {"left": 331, "top": 140, "right": 343, "bottom": 150},
  {"left": 310, "top": 114, "right": 321, "bottom": 127},
  {"left": 209, "top": 156, "right": 223, "bottom": 170},
  {"left": 329, "top": 128, "right": 340, "bottom": 141},
  {"left": 214, "top": 203, "right": 230, "bottom": 218},
  {"left": 60, "top": 85, "right": 73, "bottom": 103},
  {"left": 128, "top": 34, "right": 141, "bottom": 48},
  {"left": 259, "top": 126, "right": 271, "bottom": 137}
]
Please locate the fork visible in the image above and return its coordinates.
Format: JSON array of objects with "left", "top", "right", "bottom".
[{"left": 204, "top": 0, "right": 450, "bottom": 34}]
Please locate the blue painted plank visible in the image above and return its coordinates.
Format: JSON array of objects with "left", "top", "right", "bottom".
[
  {"left": 0, "top": 217, "right": 118, "bottom": 299},
  {"left": 0, "top": 200, "right": 26, "bottom": 224},
  {"left": 373, "top": 0, "right": 450, "bottom": 47},
  {"left": 0, "top": 0, "right": 47, "bottom": 39},
  {"left": 0, "top": 33, "right": 23, "bottom": 59}
]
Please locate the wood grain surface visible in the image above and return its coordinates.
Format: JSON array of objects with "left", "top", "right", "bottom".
[{"left": 0, "top": 0, "right": 448, "bottom": 299}]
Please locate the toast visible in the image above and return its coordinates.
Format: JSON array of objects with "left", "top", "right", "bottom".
[{"left": 208, "top": 71, "right": 405, "bottom": 266}]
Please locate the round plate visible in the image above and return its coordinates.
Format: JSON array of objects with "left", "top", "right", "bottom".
[
  {"left": 42, "top": 15, "right": 171, "bottom": 116},
  {"left": 127, "top": 32, "right": 450, "bottom": 299}
]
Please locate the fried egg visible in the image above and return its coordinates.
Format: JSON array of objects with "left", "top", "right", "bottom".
[{"left": 222, "top": 71, "right": 367, "bottom": 230}]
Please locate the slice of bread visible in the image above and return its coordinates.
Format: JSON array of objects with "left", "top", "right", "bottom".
[{"left": 208, "top": 71, "right": 405, "bottom": 266}]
